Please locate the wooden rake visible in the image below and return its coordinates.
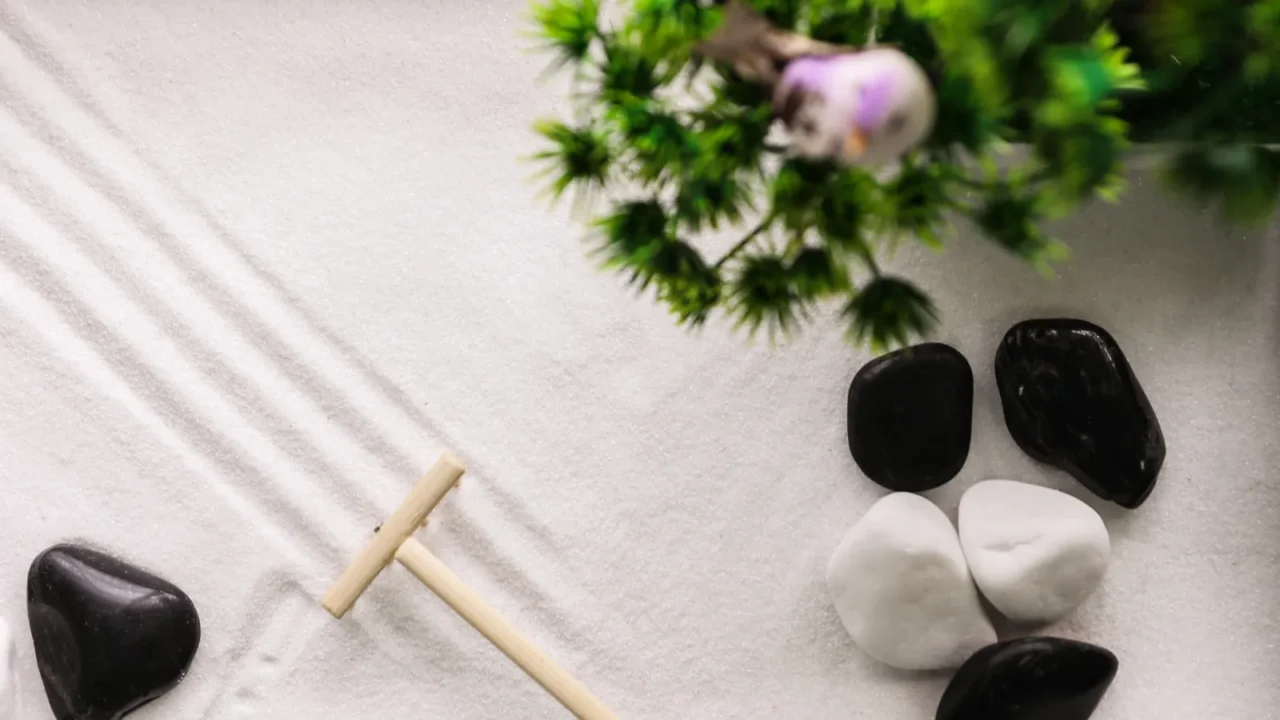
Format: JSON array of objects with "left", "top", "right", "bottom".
[{"left": 321, "top": 453, "right": 618, "bottom": 720}]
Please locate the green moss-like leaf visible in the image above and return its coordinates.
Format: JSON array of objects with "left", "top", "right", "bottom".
[
  {"left": 651, "top": 241, "right": 723, "bottom": 325},
  {"left": 626, "top": 0, "right": 724, "bottom": 69},
  {"left": 927, "top": 74, "right": 996, "bottom": 154},
  {"left": 676, "top": 168, "right": 750, "bottom": 232},
  {"left": 1033, "top": 119, "right": 1127, "bottom": 209},
  {"left": 974, "top": 182, "right": 1070, "bottom": 271},
  {"left": 694, "top": 105, "right": 773, "bottom": 174},
  {"left": 659, "top": 267, "right": 723, "bottom": 326},
  {"left": 593, "top": 199, "right": 670, "bottom": 276},
  {"left": 771, "top": 158, "right": 837, "bottom": 233},
  {"left": 886, "top": 160, "right": 952, "bottom": 247},
  {"left": 600, "top": 39, "right": 662, "bottom": 100},
  {"left": 1166, "top": 145, "right": 1280, "bottom": 225},
  {"left": 771, "top": 159, "right": 880, "bottom": 251},
  {"left": 816, "top": 168, "right": 881, "bottom": 253},
  {"left": 530, "top": 0, "right": 600, "bottom": 68},
  {"left": 729, "top": 254, "right": 803, "bottom": 336},
  {"left": 807, "top": 3, "right": 874, "bottom": 46},
  {"left": 531, "top": 119, "right": 613, "bottom": 200},
  {"left": 606, "top": 99, "right": 701, "bottom": 184},
  {"left": 594, "top": 199, "right": 723, "bottom": 324},
  {"left": 789, "top": 247, "right": 851, "bottom": 299},
  {"left": 842, "top": 276, "right": 938, "bottom": 350}
]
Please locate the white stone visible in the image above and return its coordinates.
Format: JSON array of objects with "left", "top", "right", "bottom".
[
  {"left": 826, "top": 493, "right": 997, "bottom": 670},
  {"left": 0, "top": 618, "right": 17, "bottom": 720},
  {"left": 958, "top": 480, "right": 1111, "bottom": 625}
]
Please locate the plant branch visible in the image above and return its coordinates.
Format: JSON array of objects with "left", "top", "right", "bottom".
[
  {"left": 713, "top": 214, "right": 774, "bottom": 270},
  {"left": 856, "top": 243, "right": 882, "bottom": 276}
]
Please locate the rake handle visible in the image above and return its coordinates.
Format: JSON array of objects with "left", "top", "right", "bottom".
[{"left": 395, "top": 538, "right": 618, "bottom": 720}]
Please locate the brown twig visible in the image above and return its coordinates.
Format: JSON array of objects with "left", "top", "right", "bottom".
[{"left": 693, "top": 0, "right": 853, "bottom": 86}]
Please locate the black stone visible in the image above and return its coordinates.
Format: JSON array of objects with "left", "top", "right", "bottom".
[
  {"left": 27, "top": 544, "right": 201, "bottom": 720},
  {"left": 936, "top": 637, "right": 1118, "bottom": 720},
  {"left": 995, "top": 318, "right": 1165, "bottom": 508},
  {"left": 847, "top": 342, "right": 973, "bottom": 492}
]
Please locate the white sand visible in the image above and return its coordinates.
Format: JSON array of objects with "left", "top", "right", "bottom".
[{"left": 0, "top": 1, "right": 1277, "bottom": 718}]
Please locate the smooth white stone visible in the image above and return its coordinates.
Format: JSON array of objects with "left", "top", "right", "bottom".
[
  {"left": 826, "top": 492, "right": 997, "bottom": 670},
  {"left": 0, "top": 618, "right": 17, "bottom": 720},
  {"left": 959, "top": 479, "right": 1111, "bottom": 625}
]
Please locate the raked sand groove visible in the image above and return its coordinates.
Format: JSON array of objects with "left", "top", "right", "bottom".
[
  {"left": 197, "top": 577, "right": 325, "bottom": 720},
  {"left": 1, "top": 3, "right": 1278, "bottom": 719},
  {"left": 0, "top": 9, "right": 587, "bottom": 579},
  {"left": 0, "top": 12, "right": 438, "bottom": 481},
  {"left": 0, "top": 8, "right": 624, "bottom": 706},
  {"left": 0, "top": 10, "right": 434, "bottom": 582}
]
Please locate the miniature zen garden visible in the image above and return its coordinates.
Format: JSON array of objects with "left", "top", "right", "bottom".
[
  {"left": 526, "top": 0, "right": 1275, "bottom": 719},
  {"left": 1, "top": 1, "right": 1277, "bottom": 719}
]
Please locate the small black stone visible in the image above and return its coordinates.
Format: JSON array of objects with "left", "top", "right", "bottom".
[
  {"left": 847, "top": 342, "right": 973, "bottom": 492},
  {"left": 995, "top": 318, "right": 1165, "bottom": 508},
  {"left": 27, "top": 544, "right": 201, "bottom": 720},
  {"left": 936, "top": 637, "right": 1119, "bottom": 720}
]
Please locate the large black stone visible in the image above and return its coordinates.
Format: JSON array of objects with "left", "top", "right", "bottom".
[
  {"left": 995, "top": 318, "right": 1165, "bottom": 508},
  {"left": 27, "top": 544, "right": 201, "bottom": 720},
  {"left": 936, "top": 637, "right": 1119, "bottom": 720},
  {"left": 847, "top": 342, "right": 973, "bottom": 492}
]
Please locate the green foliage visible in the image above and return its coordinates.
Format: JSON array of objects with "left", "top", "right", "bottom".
[
  {"left": 730, "top": 254, "right": 805, "bottom": 335},
  {"left": 973, "top": 179, "right": 1070, "bottom": 273},
  {"left": 531, "top": 119, "right": 612, "bottom": 200},
  {"left": 843, "top": 276, "right": 938, "bottom": 350},
  {"left": 530, "top": 0, "right": 600, "bottom": 68},
  {"left": 607, "top": 99, "right": 700, "bottom": 184},
  {"left": 625, "top": 0, "right": 725, "bottom": 67},
  {"left": 1166, "top": 145, "right": 1280, "bottom": 225},
  {"left": 528, "top": 0, "right": 1280, "bottom": 350},
  {"left": 599, "top": 40, "right": 662, "bottom": 99},
  {"left": 790, "top": 246, "right": 853, "bottom": 298},
  {"left": 884, "top": 158, "right": 952, "bottom": 247}
]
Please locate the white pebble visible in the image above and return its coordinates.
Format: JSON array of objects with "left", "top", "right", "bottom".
[
  {"left": 959, "top": 480, "right": 1110, "bottom": 625},
  {"left": 826, "top": 493, "right": 997, "bottom": 670}
]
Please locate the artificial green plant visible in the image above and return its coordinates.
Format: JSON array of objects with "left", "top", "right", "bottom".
[{"left": 528, "top": 0, "right": 1280, "bottom": 349}]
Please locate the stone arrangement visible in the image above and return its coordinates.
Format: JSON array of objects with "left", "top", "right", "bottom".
[
  {"left": 0, "top": 315, "right": 1157, "bottom": 719},
  {"left": 26, "top": 544, "right": 201, "bottom": 720},
  {"left": 838, "top": 317, "right": 1161, "bottom": 718}
]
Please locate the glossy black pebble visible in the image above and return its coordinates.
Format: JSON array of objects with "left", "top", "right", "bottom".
[
  {"left": 847, "top": 342, "right": 973, "bottom": 492},
  {"left": 995, "top": 318, "right": 1165, "bottom": 508},
  {"left": 28, "top": 544, "right": 201, "bottom": 720},
  {"left": 937, "top": 637, "right": 1119, "bottom": 720}
]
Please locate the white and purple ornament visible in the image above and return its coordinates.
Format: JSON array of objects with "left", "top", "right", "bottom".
[{"left": 773, "top": 48, "right": 936, "bottom": 167}]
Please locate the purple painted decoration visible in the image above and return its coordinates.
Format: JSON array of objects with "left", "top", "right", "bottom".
[{"left": 856, "top": 70, "right": 896, "bottom": 130}]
